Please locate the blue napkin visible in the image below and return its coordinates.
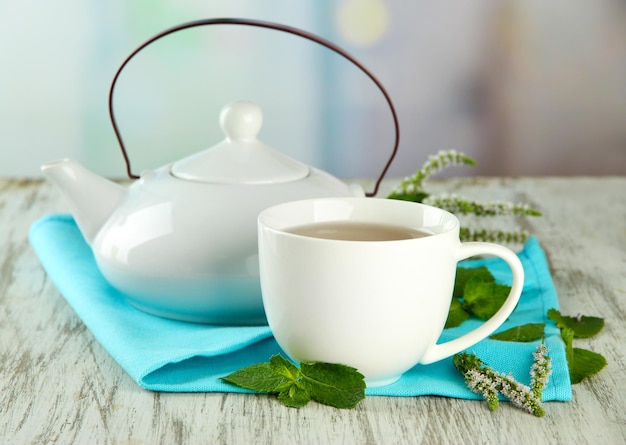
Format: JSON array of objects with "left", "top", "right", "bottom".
[{"left": 29, "top": 214, "right": 571, "bottom": 400}]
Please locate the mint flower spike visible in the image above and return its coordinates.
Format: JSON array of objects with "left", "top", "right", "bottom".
[
  {"left": 389, "top": 150, "right": 476, "bottom": 198},
  {"left": 423, "top": 194, "right": 542, "bottom": 217},
  {"left": 454, "top": 344, "right": 551, "bottom": 417},
  {"left": 464, "top": 368, "right": 501, "bottom": 411},
  {"left": 459, "top": 227, "right": 530, "bottom": 244},
  {"left": 425, "top": 194, "right": 541, "bottom": 244},
  {"left": 530, "top": 342, "right": 552, "bottom": 399}
]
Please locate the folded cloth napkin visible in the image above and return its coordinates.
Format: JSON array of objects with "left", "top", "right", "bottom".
[{"left": 29, "top": 214, "right": 571, "bottom": 400}]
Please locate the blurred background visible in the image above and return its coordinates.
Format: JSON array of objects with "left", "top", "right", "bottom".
[{"left": 1, "top": 0, "right": 625, "bottom": 180}]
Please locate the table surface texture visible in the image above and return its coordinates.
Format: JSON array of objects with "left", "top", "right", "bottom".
[{"left": 1, "top": 176, "right": 624, "bottom": 444}]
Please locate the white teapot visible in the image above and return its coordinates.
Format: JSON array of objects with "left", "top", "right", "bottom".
[{"left": 41, "top": 19, "right": 399, "bottom": 325}]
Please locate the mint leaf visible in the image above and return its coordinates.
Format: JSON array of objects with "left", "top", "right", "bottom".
[
  {"left": 446, "top": 266, "right": 508, "bottom": 329},
  {"left": 221, "top": 354, "right": 366, "bottom": 409},
  {"left": 221, "top": 362, "right": 292, "bottom": 393},
  {"left": 300, "top": 362, "right": 366, "bottom": 409},
  {"left": 547, "top": 309, "right": 605, "bottom": 338},
  {"left": 463, "top": 275, "right": 510, "bottom": 319},
  {"left": 445, "top": 298, "right": 470, "bottom": 328},
  {"left": 278, "top": 382, "right": 311, "bottom": 408},
  {"left": 270, "top": 354, "right": 300, "bottom": 380},
  {"left": 569, "top": 347, "right": 608, "bottom": 384},
  {"left": 490, "top": 323, "right": 545, "bottom": 342},
  {"left": 454, "top": 266, "right": 494, "bottom": 298}
]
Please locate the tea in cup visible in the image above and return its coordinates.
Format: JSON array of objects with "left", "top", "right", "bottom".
[{"left": 257, "top": 198, "right": 524, "bottom": 387}]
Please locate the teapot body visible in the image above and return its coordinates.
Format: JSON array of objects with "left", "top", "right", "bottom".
[{"left": 91, "top": 164, "right": 362, "bottom": 324}]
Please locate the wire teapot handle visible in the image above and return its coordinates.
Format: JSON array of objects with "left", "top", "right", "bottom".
[{"left": 108, "top": 18, "right": 399, "bottom": 197}]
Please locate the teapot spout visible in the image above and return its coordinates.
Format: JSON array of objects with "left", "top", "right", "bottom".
[{"left": 41, "top": 159, "right": 127, "bottom": 244}]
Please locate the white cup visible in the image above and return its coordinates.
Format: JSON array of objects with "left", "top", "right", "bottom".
[{"left": 258, "top": 198, "right": 524, "bottom": 387}]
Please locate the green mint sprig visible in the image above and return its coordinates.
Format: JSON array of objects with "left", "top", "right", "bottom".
[
  {"left": 387, "top": 150, "right": 476, "bottom": 202},
  {"left": 221, "top": 354, "right": 366, "bottom": 409},
  {"left": 445, "top": 266, "right": 511, "bottom": 328},
  {"left": 423, "top": 194, "right": 542, "bottom": 217},
  {"left": 387, "top": 150, "right": 541, "bottom": 243},
  {"left": 458, "top": 227, "right": 531, "bottom": 244}
]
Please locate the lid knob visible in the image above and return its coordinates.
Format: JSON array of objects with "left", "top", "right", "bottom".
[
  {"left": 221, "top": 101, "right": 263, "bottom": 141},
  {"left": 170, "top": 101, "right": 310, "bottom": 184}
]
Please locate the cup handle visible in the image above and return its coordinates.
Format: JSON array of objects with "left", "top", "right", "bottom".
[{"left": 419, "top": 242, "right": 524, "bottom": 365}]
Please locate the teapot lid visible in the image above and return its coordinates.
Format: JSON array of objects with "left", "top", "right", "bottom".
[{"left": 171, "top": 101, "right": 310, "bottom": 184}]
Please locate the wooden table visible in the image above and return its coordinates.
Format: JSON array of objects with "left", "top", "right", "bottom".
[{"left": 1, "top": 177, "right": 625, "bottom": 444}]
